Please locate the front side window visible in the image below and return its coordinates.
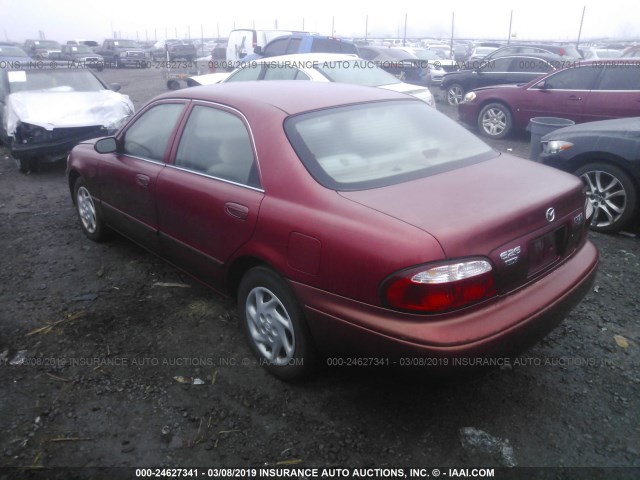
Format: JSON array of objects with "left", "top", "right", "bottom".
[
  {"left": 263, "top": 38, "right": 290, "bottom": 57},
  {"left": 123, "top": 103, "right": 185, "bottom": 161},
  {"left": 175, "top": 105, "right": 259, "bottom": 187},
  {"left": 285, "top": 38, "right": 301, "bottom": 54},
  {"left": 481, "top": 57, "right": 511, "bottom": 72},
  {"left": 310, "top": 39, "right": 358, "bottom": 55},
  {"left": 285, "top": 100, "right": 496, "bottom": 191}
]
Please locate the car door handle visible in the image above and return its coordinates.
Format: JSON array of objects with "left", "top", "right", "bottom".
[
  {"left": 568, "top": 95, "right": 582, "bottom": 101},
  {"left": 224, "top": 202, "right": 249, "bottom": 220},
  {"left": 136, "top": 174, "right": 150, "bottom": 188}
]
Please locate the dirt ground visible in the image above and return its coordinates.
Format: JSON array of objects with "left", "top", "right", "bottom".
[{"left": 0, "top": 67, "right": 639, "bottom": 478}]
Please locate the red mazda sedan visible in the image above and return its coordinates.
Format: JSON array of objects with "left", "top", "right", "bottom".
[{"left": 67, "top": 81, "right": 598, "bottom": 381}]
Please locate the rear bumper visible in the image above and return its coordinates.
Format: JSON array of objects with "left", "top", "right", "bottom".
[{"left": 291, "top": 240, "right": 598, "bottom": 363}]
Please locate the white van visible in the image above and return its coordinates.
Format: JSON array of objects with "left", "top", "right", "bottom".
[{"left": 225, "top": 29, "right": 298, "bottom": 68}]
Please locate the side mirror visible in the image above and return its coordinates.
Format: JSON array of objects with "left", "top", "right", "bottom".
[
  {"left": 95, "top": 137, "right": 117, "bottom": 154},
  {"left": 109, "top": 83, "right": 121, "bottom": 92},
  {"left": 535, "top": 80, "right": 548, "bottom": 90},
  {"left": 253, "top": 46, "right": 262, "bottom": 55}
]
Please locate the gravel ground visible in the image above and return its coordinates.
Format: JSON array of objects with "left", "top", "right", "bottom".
[{"left": 0, "top": 67, "right": 638, "bottom": 478}]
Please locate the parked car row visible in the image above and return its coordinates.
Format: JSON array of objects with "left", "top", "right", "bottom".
[{"left": 188, "top": 53, "right": 435, "bottom": 108}]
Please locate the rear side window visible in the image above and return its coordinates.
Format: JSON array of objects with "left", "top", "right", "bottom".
[
  {"left": 538, "top": 66, "right": 599, "bottom": 90},
  {"left": 175, "top": 105, "right": 259, "bottom": 187},
  {"left": 596, "top": 68, "right": 640, "bottom": 90},
  {"left": 263, "top": 66, "right": 310, "bottom": 80},
  {"left": 123, "top": 103, "right": 185, "bottom": 161}
]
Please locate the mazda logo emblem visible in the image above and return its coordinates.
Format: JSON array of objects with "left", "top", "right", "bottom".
[{"left": 546, "top": 207, "right": 555, "bottom": 222}]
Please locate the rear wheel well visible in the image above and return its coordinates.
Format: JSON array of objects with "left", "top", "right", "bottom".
[{"left": 225, "top": 256, "right": 268, "bottom": 300}]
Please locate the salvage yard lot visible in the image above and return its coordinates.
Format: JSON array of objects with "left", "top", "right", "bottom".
[{"left": 0, "top": 66, "right": 639, "bottom": 474}]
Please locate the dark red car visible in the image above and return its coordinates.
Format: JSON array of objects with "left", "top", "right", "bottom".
[
  {"left": 66, "top": 81, "right": 598, "bottom": 381},
  {"left": 458, "top": 59, "right": 640, "bottom": 139}
]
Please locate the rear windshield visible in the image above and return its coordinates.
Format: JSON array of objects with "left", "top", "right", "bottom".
[
  {"left": 316, "top": 60, "right": 399, "bottom": 86},
  {"left": 310, "top": 39, "right": 358, "bottom": 55},
  {"left": 285, "top": 100, "right": 496, "bottom": 191}
]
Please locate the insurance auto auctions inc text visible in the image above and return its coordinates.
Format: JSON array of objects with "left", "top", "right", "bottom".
[{"left": 183, "top": 467, "right": 496, "bottom": 478}]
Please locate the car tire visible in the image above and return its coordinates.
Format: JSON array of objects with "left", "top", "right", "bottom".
[
  {"left": 446, "top": 83, "right": 465, "bottom": 106},
  {"left": 74, "top": 177, "right": 110, "bottom": 242},
  {"left": 573, "top": 162, "right": 637, "bottom": 233},
  {"left": 14, "top": 156, "right": 32, "bottom": 174},
  {"left": 115, "top": 56, "right": 122, "bottom": 69},
  {"left": 167, "top": 79, "right": 181, "bottom": 90},
  {"left": 478, "top": 102, "right": 512, "bottom": 139},
  {"left": 238, "top": 266, "right": 316, "bottom": 382}
]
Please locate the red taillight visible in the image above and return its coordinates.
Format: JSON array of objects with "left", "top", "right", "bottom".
[
  {"left": 382, "top": 259, "right": 497, "bottom": 313},
  {"left": 559, "top": 47, "right": 566, "bottom": 56}
]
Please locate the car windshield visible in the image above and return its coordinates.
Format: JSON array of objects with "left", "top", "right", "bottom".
[
  {"left": 378, "top": 48, "right": 418, "bottom": 60},
  {"left": 114, "top": 40, "right": 139, "bottom": 48},
  {"left": 32, "top": 40, "right": 60, "bottom": 48},
  {"left": 411, "top": 49, "right": 441, "bottom": 61},
  {"left": 69, "top": 46, "right": 94, "bottom": 53},
  {"left": 0, "top": 46, "right": 28, "bottom": 57},
  {"left": 316, "top": 60, "right": 400, "bottom": 87},
  {"left": 7, "top": 69, "right": 105, "bottom": 93},
  {"left": 285, "top": 100, "right": 496, "bottom": 190}
]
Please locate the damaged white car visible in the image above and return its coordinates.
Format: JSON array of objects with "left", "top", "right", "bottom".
[{"left": 1, "top": 67, "right": 134, "bottom": 173}]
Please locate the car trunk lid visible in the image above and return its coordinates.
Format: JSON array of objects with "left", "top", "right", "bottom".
[{"left": 339, "top": 154, "right": 588, "bottom": 292}]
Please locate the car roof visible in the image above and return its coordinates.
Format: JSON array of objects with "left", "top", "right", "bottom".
[
  {"left": 252, "top": 52, "right": 359, "bottom": 63},
  {"left": 154, "top": 81, "right": 413, "bottom": 115},
  {"left": 486, "top": 53, "right": 565, "bottom": 62}
]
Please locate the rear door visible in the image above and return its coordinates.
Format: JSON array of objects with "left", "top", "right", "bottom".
[
  {"left": 518, "top": 65, "right": 600, "bottom": 123},
  {"left": 156, "top": 102, "right": 264, "bottom": 288},
  {"left": 583, "top": 65, "right": 640, "bottom": 121}
]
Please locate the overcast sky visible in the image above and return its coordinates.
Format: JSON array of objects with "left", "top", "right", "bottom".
[{"left": 1, "top": 0, "right": 638, "bottom": 43}]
